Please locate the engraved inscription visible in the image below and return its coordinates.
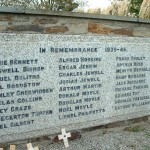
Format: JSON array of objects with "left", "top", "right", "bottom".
[{"left": 0, "top": 34, "right": 149, "bottom": 142}]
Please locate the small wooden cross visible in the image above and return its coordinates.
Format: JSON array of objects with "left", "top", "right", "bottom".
[
  {"left": 58, "top": 128, "right": 71, "bottom": 148},
  {"left": 10, "top": 145, "right": 16, "bottom": 150},
  {"left": 0, "top": 145, "right": 16, "bottom": 150},
  {"left": 26, "top": 143, "right": 39, "bottom": 150}
]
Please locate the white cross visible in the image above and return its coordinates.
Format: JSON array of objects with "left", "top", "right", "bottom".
[
  {"left": 26, "top": 143, "right": 39, "bottom": 150},
  {"left": 58, "top": 128, "right": 71, "bottom": 148}
]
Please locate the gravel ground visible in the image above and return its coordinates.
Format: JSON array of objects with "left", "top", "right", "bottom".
[
  {"left": 39, "top": 121, "right": 150, "bottom": 150},
  {"left": 13, "top": 121, "right": 150, "bottom": 150}
]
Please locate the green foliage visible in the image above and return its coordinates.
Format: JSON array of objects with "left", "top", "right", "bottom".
[
  {"left": 144, "top": 133, "right": 150, "bottom": 138},
  {"left": 0, "top": 0, "right": 80, "bottom": 11},
  {"left": 130, "top": 0, "right": 143, "bottom": 17},
  {"left": 143, "top": 145, "right": 150, "bottom": 150},
  {"left": 49, "top": 0, "right": 79, "bottom": 11}
]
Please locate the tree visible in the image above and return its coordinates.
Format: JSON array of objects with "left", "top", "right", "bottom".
[
  {"left": 87, "top": 8, "right": 101, "bottom": 14},
  {"left": 103, "top": 0, "right": 130, "bottom": 16},
  {"left": 139, "top": 0, "right": 150, "bottom": 19},
  {"left": 0, "top": 0, "right": 80, "bottom": 11},
  {"left": 130, "top": 0, "right": 143, "bottom": 17},
  {"left": 118, "top": 0, "right": 130, "bottom": 16}
]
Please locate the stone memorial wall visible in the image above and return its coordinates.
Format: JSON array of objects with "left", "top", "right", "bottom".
[
  {"left": 0, "top": 7, "right": 150, "bottom": 143},
  {"left": 0, "top": 34, "right": 150, "bottom": 143}
]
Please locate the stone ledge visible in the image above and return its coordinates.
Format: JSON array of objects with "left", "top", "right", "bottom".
[
  {"left": 0, "top": 6, "right": 150, "bottom": 24},
  {"left": 0, "top": 6, "right": 25, "bottom": 13}
]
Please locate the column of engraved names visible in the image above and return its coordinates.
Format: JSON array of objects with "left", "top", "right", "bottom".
[
  {"left": 0, "top": 57, "right": 53, "bottom": 130},
  {"left": 58, "top": 48, "right": 105, "bottom": 120},
  {"left": 114, "top": 56, "right": 150, "bottom": 111}
]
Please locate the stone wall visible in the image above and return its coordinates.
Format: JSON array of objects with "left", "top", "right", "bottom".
[
  {"left": 0, "top": 7, "right": 150, "bottom": 148},
  {"left": 0, "top": 7, "right": 150, "bottom": 37}
]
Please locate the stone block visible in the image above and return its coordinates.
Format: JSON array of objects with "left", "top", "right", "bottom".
[
  {"left": 133, "top": 29, "right": 150, "bottom": 37},
  {"left": 44, "top": 26, "right": 69, "bottom": 33},
  {"left": 0, "top": 15, "right": 13, "bottom": 21},
  {"left": 0, "top": 26, "right": 6, "bottom": 31},
  {"left": 113, "top": 28, "right": 133, "bottom": 36},
  {"left": 7, "top": 25, "right": 43, "bottom": 32},
  {"left": 88, "top": 22, "right": 113, "bottom": 34},
  {"left": 13, "top": 15, "right": 29, "bottom": 22},
  {"left": 33, "top": 17, "right": 58, "bottom": 24}
]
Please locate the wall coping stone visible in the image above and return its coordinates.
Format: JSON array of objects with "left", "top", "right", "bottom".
[{"left": 0, "top": 6, "right": 150, "bottom": 24}]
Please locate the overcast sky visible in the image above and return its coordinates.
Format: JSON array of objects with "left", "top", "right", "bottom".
[{"left": 85, "top": 0, "right": 111, "bottom": 9}]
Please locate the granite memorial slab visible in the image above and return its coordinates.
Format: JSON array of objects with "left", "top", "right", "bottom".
[{"left": 0, "top": 33, "right": 150, "bottom": 142}]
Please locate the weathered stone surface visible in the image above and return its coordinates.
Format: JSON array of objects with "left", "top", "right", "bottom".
[
  {"left": 7, "top": 25, "right": 43, "bottom": 32},
  {"left": 44, "top": 26, "right": 69, "bottom": 33},
  {"left": 0, "top": 34, "right": 149, "bottom": 143},
  {"left": 88, "top": 23, "right": 134, "bottom": 36},
  {"left": 13, "top": 15, "right": 29, "bottom": 22},
  {"left": 133, "top": 29, "right": 150, "bottom": 37},
  {"left": 88, "top": 22, "right": 113, "bottom": 34},
  {"left": 113, "top": 28, "right": 133, "bottom": 36},
  {"left": 33, "top": 17, "right": 58, "bottom": 24},
  {"left": 0, "top": 15, "right": 13, "bottom": 21},
  {"left": 0, "top": 26, "right": 5, "bottom": 31}
]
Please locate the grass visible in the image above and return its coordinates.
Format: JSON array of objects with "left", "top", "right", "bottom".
[
  {"left": 143, "top": 145, "right": 150, "bottom": 150},
  {"left": 124, "top": 125, "right": 145, "bottom": 132}
]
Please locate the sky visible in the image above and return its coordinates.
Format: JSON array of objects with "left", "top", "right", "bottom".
[{"left": 85, "top": 0, "right": 111, "bottom": 9}]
